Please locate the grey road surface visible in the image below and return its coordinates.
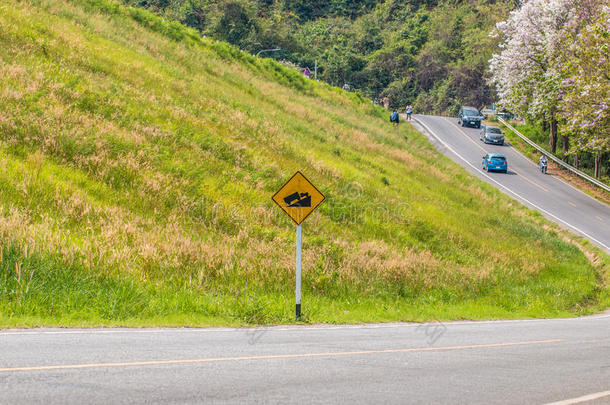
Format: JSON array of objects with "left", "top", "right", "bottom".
[
  {"left": 412, "top": 115, "right": 610, "bottom": 252},
  {"left": 0, "top": 315, "right": 609, "bottom": 404}
]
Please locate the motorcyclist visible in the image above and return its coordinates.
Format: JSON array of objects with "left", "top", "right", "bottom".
[{"left": 539, "top": 154, "right": 548, "bottom": 173}]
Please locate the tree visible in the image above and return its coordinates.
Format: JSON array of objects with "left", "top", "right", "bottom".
[
  {"left": 488, "top": 0, "right": 574, "bottom": 154},
  {"left": 559, "top": 4, "right": 610, "bottom": 178},
  {"left": 205, "top": 0, "right": 257, "bottom": 49},
  {"left": 120, "top": 0, "right": 513, "bottom": 115}
]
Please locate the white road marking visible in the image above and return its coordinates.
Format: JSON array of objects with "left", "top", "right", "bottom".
[
  {"left": 451, "top": 118, "right": 610, "bottom": 208},
  {"left": 543, "top": 390, "right": 610, "bottom": 405},
  {"left": 446, "top": 118, "right": 549, "bottom": 193},
  {"left": 489, "top": 120, "right": 610, "bottom": 216},
  {"left": 414, "top": 117, "right": 609, "bottom": 252},
  {"left": 0, "top": 314, "right": 608, "bottom": 336},
  {"left": 497, "top": 120, "right": 610, "bottom": 208}
]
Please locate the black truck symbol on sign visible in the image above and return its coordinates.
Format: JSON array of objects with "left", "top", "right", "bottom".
[{"left": 284, "top": 192, "right": 311, "bottom": 207}]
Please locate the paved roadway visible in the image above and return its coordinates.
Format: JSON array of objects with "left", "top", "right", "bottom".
[
  {"left": 0, "top": 315, "right": 609, "bottom": 404},
  {"left": 412, "top": 115, "right": 610, "bottom": 252},
  {"left": 1, "top": 116, "right": 608, "bottom": 405}
]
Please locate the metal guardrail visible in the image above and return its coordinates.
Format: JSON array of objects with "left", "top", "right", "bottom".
[{"left": 497, "top": 117, "right": 610, "bottom": 193}]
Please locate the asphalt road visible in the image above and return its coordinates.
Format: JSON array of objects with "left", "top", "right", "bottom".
[
  {"left": 412, "top": 115, "right": 610, "bottom": 252},
  {"left": 1, "top": 116, "right": 608, "bottom": 405},
  {"left": 0, "top": 315, "right": 609, "bottom": 404}
]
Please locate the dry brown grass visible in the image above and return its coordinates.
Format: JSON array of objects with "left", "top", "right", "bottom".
[{"left": 0, "top": 0, "right": 603, "bottom": 323}]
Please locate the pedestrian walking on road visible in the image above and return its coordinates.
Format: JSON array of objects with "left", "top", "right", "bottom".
[{"left": 406, "top": 105, "right": 413, "bottom": 121}]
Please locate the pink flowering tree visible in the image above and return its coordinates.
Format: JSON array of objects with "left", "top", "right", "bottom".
[
  {"left": 558, "top": 5, "right": 609, "bottom": 177},
  {"left": 490, "top": 0, "right": 608, "bottom": 174},
  {"left": 489, "top": 0, "right": 575, "bottom": 154}
]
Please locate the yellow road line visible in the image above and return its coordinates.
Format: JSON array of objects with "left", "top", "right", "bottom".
[
  {"left": 510, "top": 168, "right": 550, "bottom": 193},
  {"left": 445, "top": 118, "right": 549, "bottom": 193},
  {"left": 596, "top": 216, "right": 605, "bottom": 222},
  {"left": 0, "top": 339, "right": 563, "bottom": 372},
  {"left": 445, "top": 118, "right": 488, "bottom": 153},
  {"left": 568, "top": 201, "right": 577, "bottom": 207}
]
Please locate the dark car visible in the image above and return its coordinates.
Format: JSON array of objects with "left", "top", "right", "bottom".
[
  {"left": 458, "top": 106, "right": 484, "bottom": 128},
  {"left": 480, "top": 125, "right": 504, "bottom": 145},
  {"left": 482, "top": 153, "right": 507, "bottom": 173}
]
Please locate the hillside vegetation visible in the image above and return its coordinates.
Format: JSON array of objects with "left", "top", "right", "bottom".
[
  {"left": 0, "top": 0, "right": 607, "bottom": 326},
  {"left": 120, "top": 0, "right": 513, "bottom": 113}
]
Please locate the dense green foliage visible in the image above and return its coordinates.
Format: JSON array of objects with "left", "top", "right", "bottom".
[
  {"left": 120, "top": 0, "right": 513, "bottom": 113},
  {"left": 0, "top": 0, "right": 607, "bottom": 326}
]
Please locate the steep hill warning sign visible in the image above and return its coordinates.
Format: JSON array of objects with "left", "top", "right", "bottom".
[{"left": 272, "top": 171, "right": 325, "bottom": 225}]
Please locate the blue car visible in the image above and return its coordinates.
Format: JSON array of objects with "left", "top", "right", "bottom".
[{"left": 482, "top": 153, "right": 507, "bottom": 173}]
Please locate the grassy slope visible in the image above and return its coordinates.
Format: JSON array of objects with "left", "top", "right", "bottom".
[{"left": 0, "top": 0, "right": 607, "bottom": 327}]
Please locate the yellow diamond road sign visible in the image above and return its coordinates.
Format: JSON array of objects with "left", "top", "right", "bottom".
[{"left": 272, "top": 171, "right": 325, "bottom": 225}]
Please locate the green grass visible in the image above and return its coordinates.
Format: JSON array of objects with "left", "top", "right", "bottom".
[{"left": 0, "top": 0, "right": 608, "bottom": 327}]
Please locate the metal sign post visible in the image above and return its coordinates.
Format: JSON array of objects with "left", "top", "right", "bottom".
[
  {"left": 272, "top": 171, "right": 325, "bottom": 320},
  {"left": 296, "top": 224, "right": 302, "bottom": 319}
]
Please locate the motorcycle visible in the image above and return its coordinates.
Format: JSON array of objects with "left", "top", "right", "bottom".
[{"left": 540, "top": 160, "right": 547, "bottom": 174}]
